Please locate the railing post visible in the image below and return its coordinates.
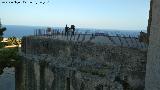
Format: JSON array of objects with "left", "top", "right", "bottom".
[{"left": 77, "top": 34, "right": 80, "bottom": 41}]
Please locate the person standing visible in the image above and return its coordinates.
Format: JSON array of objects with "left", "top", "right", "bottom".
[
  {"left": 65, "top": 24, "right": 69, "bottom": 36},
  {"left": 71, "top": 25, "right": 75, "bottom": 35}
]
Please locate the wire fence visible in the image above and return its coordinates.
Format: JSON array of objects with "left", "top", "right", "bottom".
[
  {"left": 21, "top": 28, "right": 148, "bottom": 55},
  {"left": 31, "top": 29, "right": 148, "bottom": 49}
]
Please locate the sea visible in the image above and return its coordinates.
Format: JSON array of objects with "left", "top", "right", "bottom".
[{"left": 3, "top": 25, "right": 146, "bottom": 38}]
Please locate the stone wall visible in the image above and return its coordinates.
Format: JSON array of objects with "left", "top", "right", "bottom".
[
  {"left": 20, "top": 36, "right": 147, "bottom": 90},
  {"left": 145, "top": 0, "right": 160, "bottom": 90}
]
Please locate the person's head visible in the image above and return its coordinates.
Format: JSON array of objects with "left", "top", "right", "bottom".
[{"left": 71, "top": 25, "right": 75, "bottom": 28}]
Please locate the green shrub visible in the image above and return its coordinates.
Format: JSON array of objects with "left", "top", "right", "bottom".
[
  {"left": 0, "top": 42, "right": 5, "bottom": 48},
  {"left": 0, "top": 48, "right": 19, "bottom": 61}
]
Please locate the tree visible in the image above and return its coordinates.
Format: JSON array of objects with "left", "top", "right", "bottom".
[
  {"left": 0, "top": 19, "right": 6, "bottom": 41},
  {"left": 0, "top": 27, "right": 6, "bottom": 36}
]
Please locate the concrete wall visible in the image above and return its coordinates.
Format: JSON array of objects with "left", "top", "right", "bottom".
[
  {"left": 20, "top": 36, "right": 147, "bottom": 90},
  {"left": 145, "top": 0, "right": 160, "bottom": 90}
]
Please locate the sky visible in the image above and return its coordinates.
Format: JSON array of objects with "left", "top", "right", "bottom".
[{"left": 0, "top": 0, "right": 150, "bottom": 30}]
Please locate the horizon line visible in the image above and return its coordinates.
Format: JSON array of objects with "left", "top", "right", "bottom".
[{"left": 4, "top": 24, "right": 147, "bottom": 31}]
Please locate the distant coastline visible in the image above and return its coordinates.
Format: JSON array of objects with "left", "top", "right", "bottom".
[{"left": 3, "top": 25, "right": 145, "bottom": 38}]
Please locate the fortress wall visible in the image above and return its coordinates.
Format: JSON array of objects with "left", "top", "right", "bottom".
[{"left": 20, "top": 36, "right": 147, "bottom": 90}]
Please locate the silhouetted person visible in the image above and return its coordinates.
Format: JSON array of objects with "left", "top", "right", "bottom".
[
  {"left": 65, "top": 24, "right": 69, "bottom": 36},
  {"left": 71, "top": 25, "right": 75, "bottom": 35}
]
